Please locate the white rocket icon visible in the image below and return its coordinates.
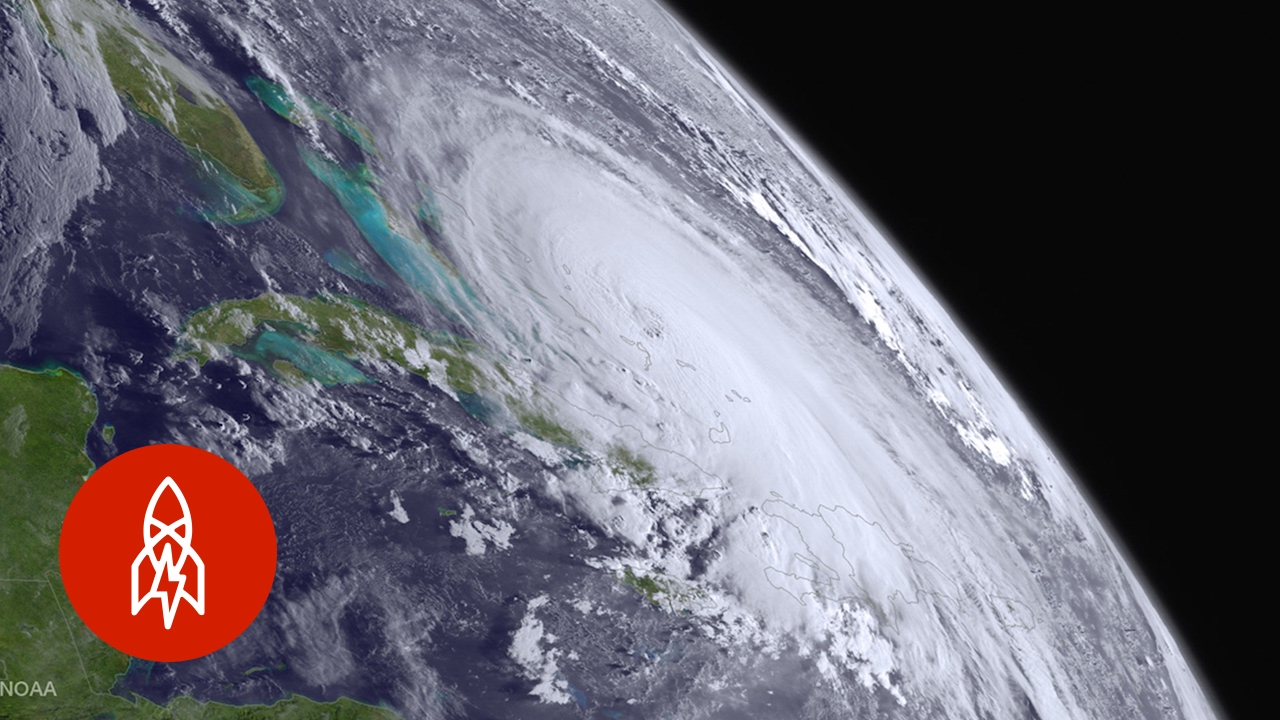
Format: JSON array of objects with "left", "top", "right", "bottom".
[{"left": 131, "top": 477, "right": 205, "bottom": 629}]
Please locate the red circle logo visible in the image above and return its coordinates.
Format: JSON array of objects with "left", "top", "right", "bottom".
[{"left": 59, "top": 444, "right": 277, "bottom": 662}]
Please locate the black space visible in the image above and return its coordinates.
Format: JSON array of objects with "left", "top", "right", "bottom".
[{"left": 664, "top": 3, "right": 1259, "bottom": 718}]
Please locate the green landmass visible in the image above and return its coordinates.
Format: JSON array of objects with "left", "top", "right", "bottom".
[
  {"left": 271, "top": 359, "right": 308, "bottom": 385},
  {"left": 100, "top": 423, "right": 115, "bottom": 443},
  {"left": 0, "top": 364, "right": 399, "bottom": 719},
  {"left": 178, "top": 292, "right": 456, "bottom": 383},
  {"left": 619, "top": 567, "right": 667, "bottom": 606},
  {"left": 0, "top": 365, "right": 96, "bottom": 580},
  {"left": 176, "top": 293, "right": 583, "bottom": 447},
  {"left": 28, "top": 0, "right": 283, "bottom": 222},
  {"left": 507, "top": 396, "right": 576, "bottom": 446},
  {"left": 618, "top": 567, "right": 705, "bottom": 614},
  {"left": 607, "top": 445, "right": 656, "bottom": 487}
]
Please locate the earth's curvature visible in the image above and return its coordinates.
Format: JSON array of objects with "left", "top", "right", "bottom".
[{"left": 0, "top": 1, "right": 1217, "bottom": 719}]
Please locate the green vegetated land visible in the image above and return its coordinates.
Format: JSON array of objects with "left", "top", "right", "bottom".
[
  {"left": 177, "top": 292, "right": 578, "bottom": 446},
  {"left": 619, "top": 567, "right": 705, "bottom": 614},
  {"left": 0, "top": 366, "right": 95, "bottom": 579},
  {"left": 179, "top": 292, "right": 473, "bottom": 387},
  {"left": 28, "top": 0, "right": 283, "bottom": 221},
  {"left": 506, "top": 395, "right": 576, "bottom": 446},
  {"left": 0, "top": 364, "right": 399, "bottom": 719},
  {"left": 607, "top": 445, "right": 656, "bottom": 488}
]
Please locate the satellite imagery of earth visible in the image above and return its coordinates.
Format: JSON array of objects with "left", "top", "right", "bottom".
[{"left": 0, "top": 0, "right": 1246, "bottom": 718}]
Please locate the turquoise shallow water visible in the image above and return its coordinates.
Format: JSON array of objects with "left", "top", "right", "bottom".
[
  {"left": 299, "top": 147, "right": 483, "bottom": 326},
  {"left": 191, "top": 148, "right": 284, "bottom": 224},
  {"left": 247, "top": 74, "right": 483, "bottom": 327},
  {"left": 416, "top": 185, "right": 445, "bottom": 233},
  {"left": 324, "top": 248, "right": 384, "bottom": 287},
  {"left": 239, "top": 330, "right": 369, "bottom": 386},
  {"left": 246, "top": 75, "right": 377, "bottom": 154}
]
